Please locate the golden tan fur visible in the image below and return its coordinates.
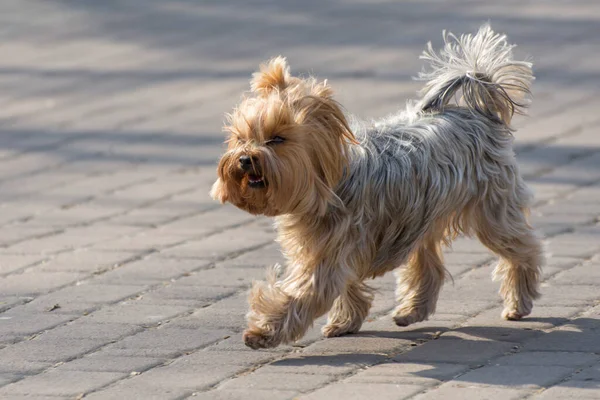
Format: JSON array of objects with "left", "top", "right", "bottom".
[{"left": 211, "top": 26, "right": 544, "bottom": 349}]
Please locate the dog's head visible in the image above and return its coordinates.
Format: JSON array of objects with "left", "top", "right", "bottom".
[{"left": 210, "top": 57, "right": 356, "bottom": 217}]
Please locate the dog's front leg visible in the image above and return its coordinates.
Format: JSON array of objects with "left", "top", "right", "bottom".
[{"left": 243, "top": 263, "right": 346, "bottom": 349}]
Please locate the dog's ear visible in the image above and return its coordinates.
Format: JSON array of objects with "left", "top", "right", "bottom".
[{"left": 251, "top": 56, "right": 290, "bottom": 95}]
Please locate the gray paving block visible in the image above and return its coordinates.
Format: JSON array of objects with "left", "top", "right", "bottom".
[
  {"left": 84, "top": 383, "right": 189, "bottom": 400},
  {"left": 522, "top": 329, "right": 600, "bottom": 352},
  {"left": 393, "top": 338, "right": 514, "bottom": 364},
  {"left": 536, "top": 284, "right": 600, "bottom": 306},
  {"left": 550, "top": 262, "right": 600, "bottom": 285},
  {"left": 256, "top": 353, "right": 388, "bottom": 376},
  {"left": 412, "top": 383, "right": 534, "bottom": 400},
  {"left": 0, "top": 373, "right": 20, "bottom": 387},
  {"left": 495, "top": 351, "right": 599, "bottom": 367},
  {"left": 84, "top": 303, "right": 190, "bottom": 325},
  {"left": 58, "top": 355, "right": 165, "bottom": 373},
  {"left": 220, "top": 372, "right": 333, "bottom": 392},
  {"left": 0, "top": 337, "right": 105, "bottom": 363},
  {"left": 173, "top": 265, "right": 265, "bottom": 288},
  {"left": 534, "top": 380, "right": 600, "bottom": 399},
  {"left": 0, "top": 370, "right": 125, "bottom": 397},
  {"left": 0, "top": 358, "right": 51, "bottom": 375},
  {"left": 0, "top": 254, "right": 46, "bottom": 275},
  {"left": 193, "top": 389, "right": 299, "bottom": 400},
  {"left": 40, "top": 321, "right": 142, "bottom": 341},
  {"left": 454, "top": 365, "right": 574, "bottom": 388},
  {"left": 0, "top": 312, "right": 77, "bottom": 340},
  {"left": 346, "top": 362, "right": 469, "bottom": 385},
  {"left": 92, "top": 257, "right": 211, "bottom": 285},
  {"left": 300, "top": 382, "right": 424, "bottom": 400},
  {"left": 0, "top": 272, "right": 85, "bottom": 296},
  {"left": 120, "top": 362, "right": 244, "bottom": 391},
  {"left": 106, "top": 326, "right": 232, "bottom": 355},
  {"left": 36, "top": 250, "right": 137, "bottom": 273},
  {"left": 571, "top": 364, "right": 600, "bottom": 381}
]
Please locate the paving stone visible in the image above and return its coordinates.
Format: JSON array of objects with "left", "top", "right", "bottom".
[
  {"left": 542, "top": 256, "right": 585, "bottom": 279},
  {"left": 0, "top": 370, "right": 125, "bottom": 397},
  {"left": 571, "top": 364, "right": 600, "bottom": 381},
  {"left": 346, "top": 362, "right": 469, "bottom": 385},
  {"left": 0, "top": 312, "right": 77, "bottom": 342},
  {"left": 536, "top": 284, "right": 600, "bottom": 306},
  {"left": 218, "top": 243, "right": 286, "bottom": 269},
  {"left": 0, "top": 272, "right": 85, "bottom": 296},
  {"left": 0, "top": 254, "right": 46, "bottom": 276},
  {"left": 220, "top": 372, "right": 333, "bottom": 392},
  {"left": 522, "top": 329, "right": 600, "bottom": 352},
  {"left": 412, "top": 383, "right": 533, "bottom": 400},
  {"left": 173, "top": 265, "right": 265, "bottom": 288},
  {"left": 534, "top": 380, "right": 600, "bottom": 399},
  {"left": 393, "top": 337, "right": 514, "bottom": 364},
  {"left": 84, "top": 383, "right": 189, "bottom": 400},
  {"left": 92, "top": 257, "right": 211, "bottom": 285},
  {"left": 58, "top": 355, "right": 165, "bottom": 373},
  {"left": 301, "top": 331, "right": 412, "bottom": 356},
  {"left": 105, "top": 326, "right": 232, "bottom": 356},
  {"left": 119, "top": 362, "right": 244, "bottom": 391},
  {"left": 35, "top": 250, "right": 138, "bottom": 273},
  {"left": 454, "top": 365, "right": 574, "bottom": 388},
  {"left": 41, "top": 321, "right": 142, "bottom": 341},
  {"left": 193, "top": 389, "right": 299, "bottom": 400},
  {"left": 256, "top": 353, "right": 388, "bottom": 376},
  {"left": 84, "top": 303, "right": 190, "bottom": 325},
  {"left": 300, "top": 382, "right": 425, "bottom": 400},
  {"left": 0, "top": 373, "right": 20, "bottom": 387},
  {"left": 6, "top": 225, "right": 143, "bottom": 254},
  {"left": 461, "top": 305, "right": 578, "bottom": 337},
  {"left": 0, "top": 337, "right": 105, "bottom": 363},
  {"left": 550, "top": 261, "right": 600, "bottom": 285},
  {"left": 30, "top": 283, "right": 146, "bottom": 305},
  {"left": 161, "top": 223, "right": 274, "bottom": 260},
  {"left": 0, "top": 358, "right": 52, "bottom": 375},
  {"left": 495, "top": 351, "right": 599, "bottom": 367}
]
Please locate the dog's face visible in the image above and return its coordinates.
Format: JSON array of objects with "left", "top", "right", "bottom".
[{"left": 211, "top": 57, "right": 355, "bottom": 217}]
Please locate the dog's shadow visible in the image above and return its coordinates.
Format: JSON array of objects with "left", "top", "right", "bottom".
[{"left": 271, "top": 317, "right": 600, "bottom": 389}]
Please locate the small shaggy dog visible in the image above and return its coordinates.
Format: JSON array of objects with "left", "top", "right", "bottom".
[{"left": 211, "top": 25, "right": 544, "bottom": 349}]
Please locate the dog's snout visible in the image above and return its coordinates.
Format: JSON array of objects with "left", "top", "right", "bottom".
[{"left": 239, "top": 155, "right": 256, "bottom": 171}]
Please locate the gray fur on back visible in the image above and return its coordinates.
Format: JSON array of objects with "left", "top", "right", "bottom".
[{"left": 330, "top": 24, "right": 533, "bottom": 274}]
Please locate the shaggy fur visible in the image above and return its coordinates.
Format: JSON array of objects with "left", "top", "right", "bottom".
[{"left": 211, "top": 24, "right": 544, "bottom": 349}]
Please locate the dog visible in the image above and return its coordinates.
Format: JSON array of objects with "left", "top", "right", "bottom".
[{"left": 211, "top": 25, "right": 544, "bottom": 349}]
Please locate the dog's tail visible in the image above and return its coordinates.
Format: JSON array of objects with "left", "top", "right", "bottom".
[{"left": 417, "top": 24, "right": 533, "bottom": 126}]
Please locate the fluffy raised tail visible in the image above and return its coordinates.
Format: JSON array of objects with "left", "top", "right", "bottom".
[{"left": 418, "top": 24, "right": 533, "bottom": 126}]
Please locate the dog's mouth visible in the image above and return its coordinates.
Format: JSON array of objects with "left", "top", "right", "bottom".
[{"left": 247, "top": 173, "right": 266, "bottom": 188}]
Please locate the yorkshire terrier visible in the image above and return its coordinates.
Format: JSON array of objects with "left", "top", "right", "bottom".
[{"left": 211, "top": 25, "right": 544, "bottom": 349}]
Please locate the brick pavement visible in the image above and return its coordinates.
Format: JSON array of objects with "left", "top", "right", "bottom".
[{"left": 0, "top": 0, "right": 599, "bottom": 399}]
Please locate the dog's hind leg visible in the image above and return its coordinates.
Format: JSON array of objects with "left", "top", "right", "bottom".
[
  {"left": 473, "top": 181, "right": 544, "bottom": 320},
  {"left": 322, "top": 281, "right": 374, "bottom": 337},
  {"left": 393, "top": 236, "right": 447, "bottom": 327}
]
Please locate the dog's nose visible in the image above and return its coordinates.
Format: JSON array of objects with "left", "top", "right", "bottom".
[{"left": 239, "top": 155, "right": 254, "bottom": 171}]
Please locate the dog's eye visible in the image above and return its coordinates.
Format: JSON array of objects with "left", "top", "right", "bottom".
[{"left": 266, "top": 136, "right": 285, "bottom": 146}]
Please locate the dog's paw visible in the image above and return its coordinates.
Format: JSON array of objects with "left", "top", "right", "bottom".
[
  {"left": 501, "top": 298, "right": 533, "bottom": 321},
  {"left": 392, "top": 307, "right": 428, "bottom": 327},
  {"left": 242, "top": 329, "right": 279, "bottom": 350},
  {"left": 501, "top": 307, "right": 530, "bottom": 321},
  {"left": 322, "top": 322, "right": 359, "bottom": 338}
]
